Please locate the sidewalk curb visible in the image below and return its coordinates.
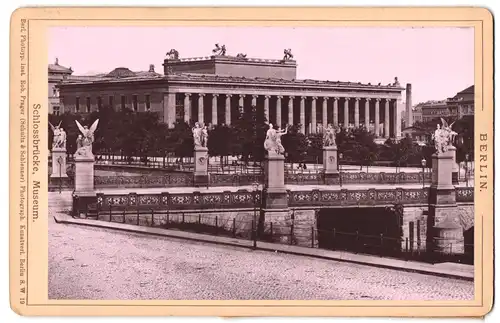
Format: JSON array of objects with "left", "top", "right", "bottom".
[{"left": 53, "top": 214, "right": 474, "bottom": 282}]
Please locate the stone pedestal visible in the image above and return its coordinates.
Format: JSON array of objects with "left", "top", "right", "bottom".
[
  {"left": 448, "top": 146, "right": 460, "bottom": 185},
  {"left": 73, "top": 155, "right": 97, "bottom": 218},
  {"left": 263, "top": 153, "right": 288, "bottom": 209},
  {"left": 51, "top": 148, "right": 68, "bottom": 178},
  {"left": 428, "top": 151, "right": 464, "bottom": 255},
  {"left": 323, "top": 145, "right": 339, "bottom": 184},
  {"left": 193, "top": 146, "right": 209, "bottom": 187}
]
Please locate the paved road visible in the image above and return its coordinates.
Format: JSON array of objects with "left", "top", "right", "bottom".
[{"left": 49, "top": 206, "right": 474, "bottom": 301}]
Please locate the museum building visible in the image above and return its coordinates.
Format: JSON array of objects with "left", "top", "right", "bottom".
[{"left": 56, "top": 51, "right": 407, "bottom": 139}]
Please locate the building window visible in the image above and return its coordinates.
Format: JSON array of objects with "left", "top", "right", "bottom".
[
  {"left": 133, "top": 95, "right": 138, "bottom": 112},
  {"left": 75, "top": 97, "right": 80, "bottom": 113},
  {"left": 145, "top": 94, "right": 151, "bottom": 111},
  {"left": 121, "top": 95, "right": 126, "bottom": 110},
  {"left": 53, "top": 106, "right": 60, "bottom": 116},
  {"left": 97, "top": 96, "right": 102, "bottom": 111},
  {"left": 86, "top": 97, "right": 91, "bottom": 113},
  {"left": 52, "top": 88, "right": 58, "bottom": 97},
  {"left": 108, "top": 96, "right": 114, "bottom": 110}
]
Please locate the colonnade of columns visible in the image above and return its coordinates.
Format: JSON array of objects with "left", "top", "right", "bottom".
[{"left": 169, "top": 92, "right": 402, "bottom": 139}]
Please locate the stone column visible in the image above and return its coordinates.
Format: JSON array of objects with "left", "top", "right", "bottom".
[
  {"left": 322, "top": 97, "right": 328, "bottom": 132},
  {"left": 73, "top": 152, "right": 97, "bottom": 218},
  {"left": 374, "top": 98, "right": 380, "bottom": 137},
  {"left": 183, "top": 93, "right": 191, "bottom": 123},
  {"left": 311, "top": 97, "right": 317, "bottom": 134},
  {"left": 449, "top": 145, "right": 460, "bottom": 185},
  {"left": 193, "top": 146, "right": 209, "bottom": 187},
  {"left": 198, "top": 93, "right": 205, "bottom": 124},
  {"left": 343, "top": 98, "right": 349, "bottom": 129},
  {"left": 300, "top": 96, "right": 306, "bottom": 134},
  {"left": 211, "top": 94, "right": 218, "bottom": 126},
  {"left": 264, "top": 95, "right": 270, "bottom": 122},
  {"left": 288, "top": 96, "right": 295, "bottom": 126},
  {"left": 264, "top": 152, "right": 287, "bottom": 210},
  {"left": 394, "top": 98, "right": 402, "bottom": 138},
  {"left": 406, "top": 83, "right": 413, "bottom": 127},
  {"left": 384, "top": 99, "right": 390, "bottom": 138},
  {"left": 251, "top": 94, "right": 258, "bottom": 107},
  {"left": 333, "top": 97, "right": 339, "bottom": 127},
  {"left": 364, "top": 98, "right": 370, "bottom": 130},
  {"left": 354, "top": 97, "right": 360, "bottom": 128},
  {"left": 429, "top": 150, "right": 463, "bottom": 255},
  {"left": 239, "top": 94, "right": 245, "bottom": 109},
  {"left": 323, "top": 145, "right": 339, "bottom": 184},
  {"left": 276, "top": 96, "right": 282, "bottom": 127},
  {"left": 164, "top": 92, "right": 176, "bottom": 128},
  {"left": 225, "top": 94, "right": 232, "bottom": 125}
]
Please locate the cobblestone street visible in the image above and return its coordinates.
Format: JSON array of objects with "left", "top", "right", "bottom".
[{"left": 49, "top": 207, "right": 474, "bottom": 301}]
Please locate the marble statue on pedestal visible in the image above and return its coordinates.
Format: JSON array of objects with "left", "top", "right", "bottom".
[
  {"left": 192, "top": 122, "right": 209, "bottom": 148},
  {"left": 264, "top": 124, "right": 288, "bottom": 155},
  {"left": 323, "top": 124, "right": 336, "bottom": 147},
  {"left": 75, "top": 119, "right": 99, "bottom": 158},
  {"left": 433, "top": 118, "right": 458, "bottom": 154},
  {"left": 49, "top": 121, "right": 67, "bottom": 149}
]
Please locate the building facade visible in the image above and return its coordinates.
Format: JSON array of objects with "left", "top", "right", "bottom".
[
  {"left": 57, "top": 53, "right": 406, "bottom": 139},
  {"left": 48, "top": 58, "right": 73, "bottom": 115},
  {"left": 418, "top": 85, "right": 474, "bottom": 123},
  {"left": 445, "top": 85, "right": 474, "bottom": 119}
]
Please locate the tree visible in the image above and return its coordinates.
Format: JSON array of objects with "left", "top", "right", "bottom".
[
  {"left": 208, "top": 124, "right": 234, "bottom": 168},
  {"left": 281, "top": 125, "right": 309, "bottom": 164},
  {"left": 231, "top": 105, "right": 268, "bottom": 164},
  {"left": 350, "top": 128, "right": 379, "bottom": 172},
  {"left": 167, "top": 121, "right": 194, "bottom": 161},
  {"left": 385, "top": 135, "right": 417, "bottom": 172},
  {"left": 306, "top": 133, "right": 323, "bottom": 164}
]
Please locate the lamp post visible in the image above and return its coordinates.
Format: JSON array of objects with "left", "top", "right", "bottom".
[
  {"left": 339, "top": 153, "right": 343, "bottom": 187},
  {"left": 465, "top": 154, "right": 469, "bottom": 188},
  {"left": 252, "top": 182, "right": 259, "bottom": 249},
  {"left": 421, "top": 158, "right": 426, "bottom": 190},
  {"left": 56, "top": 156, "right": 64, "bottom": 194}
]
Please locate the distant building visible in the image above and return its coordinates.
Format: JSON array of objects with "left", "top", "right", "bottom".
[
  {"left": 48, "top": 58, "right": 106, "bottom": 115},
  {"left": 446, "top": 85, "right": 474, "bottom": 119},
  {"left": 48, "top": 58, "right": 73, "bottom": 115},
  {"left": 54, "top": 50, "right": 406, "bottom": 139},
  {"left": 418, "top": 85, "right": 474, "bottom": 123}
]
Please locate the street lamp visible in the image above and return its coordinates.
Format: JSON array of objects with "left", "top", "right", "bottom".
[
  {"left": 465, "top": 154, "right": 469, "bottom": 188},
  {"left": 421, "top": 158, "right": 427, "bottom": 190},
  {"left": 339, "top": 153, "right": 343, "bottom": 187},
  {"left": 57, "top": 156, "right": 63, "bottom": 194},
  {"left": 252, "top": 182, "right": 260, "bottom": 249}
]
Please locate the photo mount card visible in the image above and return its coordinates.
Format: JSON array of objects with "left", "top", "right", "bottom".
[{"left": 9, "top": 6, "right": 494, "bottom": 317}]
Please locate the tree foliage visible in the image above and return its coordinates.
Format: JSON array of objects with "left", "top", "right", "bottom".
[{"left": 281, "top": 124, "right": 309, "bottom": 163}]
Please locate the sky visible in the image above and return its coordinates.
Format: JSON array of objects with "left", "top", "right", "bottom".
[{"left": 48, "top": 26, "right": 474, "bottom": 105}]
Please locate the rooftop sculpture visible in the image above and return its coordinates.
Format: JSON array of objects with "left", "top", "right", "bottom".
[
  {"left": 283, "top": 48, "right": 294, "bottom": 61},
  {"left": 166, "top": 49, "right": 179, "bottom": 60},
  {"left": 212, "top": 43, "right": 227, "bottom": 56}
]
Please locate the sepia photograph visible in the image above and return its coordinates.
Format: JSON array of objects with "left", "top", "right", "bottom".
[
  {"left": 47, "top": 25, "right": 476, "bottom": 301},
  {"left": 9, "top": 6, "right": 494, "bottom": 317}
]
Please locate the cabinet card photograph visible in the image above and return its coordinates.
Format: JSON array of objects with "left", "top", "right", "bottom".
[{"left": 9, "top": 6, "right": 493, "bottom": 317}]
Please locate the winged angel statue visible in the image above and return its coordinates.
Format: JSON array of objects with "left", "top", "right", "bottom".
[
  {"left": 432, "top": 118, "right": 458, "bottom": 154},
  {"left": 75, "top": 119, "right": 99, "bottom": 158}
]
